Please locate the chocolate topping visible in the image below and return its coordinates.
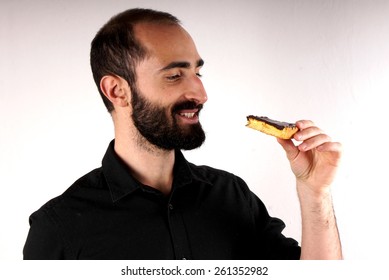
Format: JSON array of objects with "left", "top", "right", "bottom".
[{"left": 246, "top": 115, "right": 296, "bottom": 130}]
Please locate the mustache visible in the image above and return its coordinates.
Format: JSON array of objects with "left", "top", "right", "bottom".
[{"left": 172, "top": 101, "right": 203, "bottom": 112}]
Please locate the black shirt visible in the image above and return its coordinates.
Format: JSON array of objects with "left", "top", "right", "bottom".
[{"left": 23, "top": 140, "right": 301, "bottom": 260}]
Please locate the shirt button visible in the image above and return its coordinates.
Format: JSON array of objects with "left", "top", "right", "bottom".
[{"left": 168, "top": 204, "right": 173, "bottom": 210}]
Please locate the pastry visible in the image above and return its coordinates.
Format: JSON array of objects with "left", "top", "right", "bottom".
[{"left": 246, "top": 115, "right": 298, "bottom": 139}]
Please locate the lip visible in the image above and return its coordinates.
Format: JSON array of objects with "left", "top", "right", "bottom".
[{"left": 176, "top": 109, "right": 200, "bottom": 124}]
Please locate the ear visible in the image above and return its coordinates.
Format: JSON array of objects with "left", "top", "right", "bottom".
[{"left": 100, "top": 75, "right": 130, "bottom": 108}]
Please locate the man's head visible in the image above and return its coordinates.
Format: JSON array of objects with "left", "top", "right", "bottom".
[
  {"left": 90, "top": 8, "right": 180, "bottom": 113},
  {"left": 90, "top": 8, "right": 207, "bottom": 150}
]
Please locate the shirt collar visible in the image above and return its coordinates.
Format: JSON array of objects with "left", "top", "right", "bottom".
[
  {"left": 102, "top": 140, "right": 213, "bottom": 202},
  {"left": 102, "top": 140, "right": 142, "bottom": 202}
]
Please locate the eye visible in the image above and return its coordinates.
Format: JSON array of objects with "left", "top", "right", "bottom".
[
  {"left": 166, "top": 74, "right": 181, "bottom": 81},
  {"left": 196, "top": 73, "right": 202, "bottom": 78}
]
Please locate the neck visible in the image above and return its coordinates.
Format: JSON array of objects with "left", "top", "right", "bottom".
[{"left": 113, "top": 112, "right": 175, "bottom": 196}]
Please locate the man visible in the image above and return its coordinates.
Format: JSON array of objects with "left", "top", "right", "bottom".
[{"left": 23, "top": 8, "right": 342, "bottom": 260}]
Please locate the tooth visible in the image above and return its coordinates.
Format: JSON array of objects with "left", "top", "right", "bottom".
[{"left": 181, "top": 113, "right": 195, "bottom": 118}]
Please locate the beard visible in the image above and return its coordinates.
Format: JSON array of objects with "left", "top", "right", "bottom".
[{"left": 130, "top": 86, "right": 206, "bottom": 151}]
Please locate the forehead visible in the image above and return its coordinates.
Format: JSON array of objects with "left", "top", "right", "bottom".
[{"left": 134, "top": 22, "right": 201, "bottom": 66}]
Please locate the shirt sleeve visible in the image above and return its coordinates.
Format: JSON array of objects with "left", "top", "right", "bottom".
[
  {"left": 236, "top": 176, "right": 301, "bottom": 260},
  {"left": 23, "top": 209, "right": 72, "bottom": 260},
  {"left": 257, "top": 213, "right": 301, "bottom": 259}
]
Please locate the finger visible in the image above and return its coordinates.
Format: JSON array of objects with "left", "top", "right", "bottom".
[
  {"left": 316, "top": 141, "right": 343, "bottom": 155},
  {"left": 295, "top": 120, "right": 315, "bottom": 130},
  {"left": 277, "top": 138, "right": 299, "bottom": 161},
  {"left": 298, "top": 133, "right": 332, "bottom": 152},
  {"left": 294, "top": 126, "right": 326, "bottom": 142}
]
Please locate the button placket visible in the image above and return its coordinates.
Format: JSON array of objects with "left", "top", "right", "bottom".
[{"left": 166, "top": 194, "right": 192, "bottom": 260}]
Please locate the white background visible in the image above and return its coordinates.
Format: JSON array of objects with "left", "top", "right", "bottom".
[{"left": 1, "top": 0, "right": 388, "bottom": 260}]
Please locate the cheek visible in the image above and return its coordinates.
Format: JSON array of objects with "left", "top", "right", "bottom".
[{"left": 136, "top": 76, "right": 183, "bottom": 113}]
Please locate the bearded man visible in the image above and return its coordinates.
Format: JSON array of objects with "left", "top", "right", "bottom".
[{"left": 23, "top": 8, "right": 342, "bottom": 260}]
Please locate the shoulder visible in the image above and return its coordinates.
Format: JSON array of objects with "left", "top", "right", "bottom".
[
  {"left": 188, "top": 162, "right": 253, "bottom": 198},
  {"left": 189, "top": 162, "right": 245, "bottom": 183},
  {"left": 24, "top": 167, "right": 106, "bottom": 259},
  {"left": 30, "top": 167, "right": 105, "bottom": 218}
]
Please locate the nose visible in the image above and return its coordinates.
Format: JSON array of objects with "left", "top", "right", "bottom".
[{"left": 183, "top": 75, "right": 208, "bottom": 105}]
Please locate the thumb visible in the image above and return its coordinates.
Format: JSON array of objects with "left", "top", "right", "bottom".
[{"left": 277, "top": 138, "right": 299, "bottom": 161}]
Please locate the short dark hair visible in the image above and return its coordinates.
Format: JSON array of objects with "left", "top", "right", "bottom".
[{"left": 90, "top": 8, "right": 180, "bottom": 113}]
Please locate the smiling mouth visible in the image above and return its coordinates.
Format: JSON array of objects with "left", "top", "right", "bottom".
[
  {"left": 173, "top": 101, "right": 203, "bottom": 123},
  {"left": 176, "top": 109, "right": 200, "bottom": 124},
  {"left": 180, "top": 112, "right": 196, "bottom": 118}
]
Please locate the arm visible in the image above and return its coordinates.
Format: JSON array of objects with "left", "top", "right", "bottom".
[{"left": 277, "top": 120, "right": 343, "bottom": 260}]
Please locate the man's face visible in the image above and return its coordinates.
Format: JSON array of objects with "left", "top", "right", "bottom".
[
  {"left": 130, "top": 23, "right": 208, "bottom": 150},
  {"left": 131, "top": 86, "right": 205, "bottom": 150}
]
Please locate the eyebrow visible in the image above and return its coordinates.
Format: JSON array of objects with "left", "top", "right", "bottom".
[{"left": 160, "top": 58, "right": 204, "bottom": 71}]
